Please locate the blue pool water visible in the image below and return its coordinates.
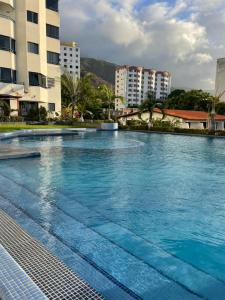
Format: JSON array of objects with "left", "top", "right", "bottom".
[{"left": 1, "top": 131, "right": 225, "bottom": 299}]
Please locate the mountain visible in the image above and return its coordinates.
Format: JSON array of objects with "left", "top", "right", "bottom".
[{"left": 81, "top": 57, "right": 117, "bottom": 86}]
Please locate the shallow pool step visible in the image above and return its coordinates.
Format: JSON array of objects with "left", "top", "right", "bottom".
[{"left": 0, "top": 173, "right": 202, "bottom": 300}]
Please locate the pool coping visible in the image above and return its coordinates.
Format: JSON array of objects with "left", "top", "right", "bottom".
[{"left": 0, "top": 128, "right": 94, "bottom": 141}]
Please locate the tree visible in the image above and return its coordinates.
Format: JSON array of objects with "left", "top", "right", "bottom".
[
  {"left": 168, "top": 89, "right": 185, "bottom": 99},
  {"left": 165, "top": 90, "right": 214, "bottom": 112},
  {"left": 139, "top": 92, "right": 164, "bottom": 127},
  {"left": 0, "top": 100, "right": 10, "bottom": 116},
  {"left": 76, "top": 74, "right": 96, "bottom": 121},
  {"left": 98, "top": 84, "right": 124, "bottom": 120},
  {"left": 39, "top": 106, "right": 47, "bottom": 121},
  {"left": 61, "top": 72, "right": 79, "bottom": 119},
  {"left": 61, "top": 73, "right": 96, "bottom": 121},
  {"left": 208, "top": 90, "right": 225, "bottom": 130},
  {"left": 216, "top": 102, "right": 225, "bottom": 115}
]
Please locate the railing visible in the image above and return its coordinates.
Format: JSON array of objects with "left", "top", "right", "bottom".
[
  {"left": 0, "top": 12, "right": 15, "bottom": 22},
  {"left": 0, "top": 0, "right": 14, "bottom": 8}
]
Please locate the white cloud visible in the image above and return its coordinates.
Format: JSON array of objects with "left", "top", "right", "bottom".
[{"left": 60, "top": 0, "right": 225, "bottom": 90}]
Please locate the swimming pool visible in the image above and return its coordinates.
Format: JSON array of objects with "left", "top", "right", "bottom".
[{"left": 1, "top": 131, "right": 225, "bottom": 299}]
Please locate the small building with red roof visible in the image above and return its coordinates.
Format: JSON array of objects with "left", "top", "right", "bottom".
[{"left": 118, "top": 109, "right": 225, "bottom": 130}]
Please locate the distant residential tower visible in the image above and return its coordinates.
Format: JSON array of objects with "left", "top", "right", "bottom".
[
  {"left": 115, "top": 65, "right": 172, "bottom": 110},
  {"left": 60, "top": 41, "right": 80, "bottom": 78}
]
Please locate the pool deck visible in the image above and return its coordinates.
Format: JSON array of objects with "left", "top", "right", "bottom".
[{"left": 0, "top": 209, "right": 104, "bottom": 300}]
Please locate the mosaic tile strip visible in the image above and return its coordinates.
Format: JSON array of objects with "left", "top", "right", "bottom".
[
  {"left": 0, "top": 210, "right": 104, "bottom": 300},
  {"left": 0, "top": 245, "right": 47, "bottom": 300}
]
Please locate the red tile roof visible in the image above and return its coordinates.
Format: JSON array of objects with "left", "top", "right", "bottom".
[
  {"left": 118, "top": 109, "right": 225, "bottom": 121},
  {"left": 162, "top": 109, "right": 225, "bottom": 121}
]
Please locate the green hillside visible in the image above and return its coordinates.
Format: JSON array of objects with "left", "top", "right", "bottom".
[{"left": 81, "top": 57, "right": 117, "bottom": 86}]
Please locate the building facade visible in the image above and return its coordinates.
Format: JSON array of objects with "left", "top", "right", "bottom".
[
  {"left": 60, "top": 41, "right": 80, "bottom": 78},
  {"left": 115, "top": 65, "right": 171, "bottom": 110},
  {"left": 215, "top": 58, "right": 225, "bottom": 102},
  {"left": 0, "top": 0, "right": 61, "bottom": 118}
]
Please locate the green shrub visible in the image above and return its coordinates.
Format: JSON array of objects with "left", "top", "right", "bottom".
[{"left": 152, "top": 119, "right": 180, "bottom": 129}]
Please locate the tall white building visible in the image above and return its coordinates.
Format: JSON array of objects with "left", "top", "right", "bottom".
[
  {"left": 60, "top": 41, "right": 80, "bottom": 78},
  {"left": 215, "top": 58, "right": 225, "bottom": 102},
  {"left": 0, "top": 0, "right": 61, "bottom": 117},
  {"left": 115, "top": 65, "right": 171, "bottom": 110}
]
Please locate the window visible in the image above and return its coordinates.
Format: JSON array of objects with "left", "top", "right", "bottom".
[
  {"left": 47, "top": 77, "right": 55, "bottom": 88},
  {"left": 0, "top": 68, "right": 16, "bottom": 83},
  {"left": 0, "top": 35, "right": 16, "bottom": 53},
  {"left": 64, "top": 59, "right": 67, "bottom": 62},
  {"left": 29, "top": 72, "right": 47, "bottom": 88},
  {"left": 46, "top": 24, "right": 59, "bottom": 39},
  {"left": 28, "top": 42, "right": 39, "bottom": 54},
  {"left": 48, "top": 103, "right": 55, "bottom": 111},
  {"left": 46, "top": 0, "right": 59, "bottom": 11},
  {"left": 27, "top": 11, "right": 38, "bottom": 24},
  {"left": 47, "top": 51, "right": 59, "bottom": 65}
]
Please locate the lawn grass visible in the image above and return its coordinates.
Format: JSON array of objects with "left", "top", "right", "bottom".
[{"left": 0, "top": 123, "right": 99, "bottom": 132}]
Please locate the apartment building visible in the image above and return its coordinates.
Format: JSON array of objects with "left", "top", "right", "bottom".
[
  {"left": 0, "top": 0, "right": 61, "bottom": 118},
  {"left": 215, "top": 58, "right": 225, "bottom": 102},
  {"left": 115, "top": 65, "right": 171, "bottom": 110},
  {"left": 60, "top": 41, "right": 80, "bottom": 78}
]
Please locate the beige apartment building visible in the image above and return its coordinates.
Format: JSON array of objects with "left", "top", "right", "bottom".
[{"left": 0, "top": 0, "right": 61, "bottom": 118}]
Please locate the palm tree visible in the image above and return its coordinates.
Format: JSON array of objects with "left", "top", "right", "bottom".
[
  {"left": 61, "top": 72, "right": 79, "bottom": 119},
  {"left": 61, "top": 73, "right": 95, "bottom": 121},
  {"left": 139, "top": 92, "right": 164, "bottom": 128},
  {"left": 208, "top": 90, "right": 225, "bottom": 130},
  {"left": 98, "top": 84, "right": 124, "bottom": 120}
]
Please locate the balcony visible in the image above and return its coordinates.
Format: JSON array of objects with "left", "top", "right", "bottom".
[
  {"left": 0, "top": 0, "right": 14, "bottom": 8},
  {"left": 0, "top": 0, "right": 15, "bottom": 22},
  {"left": 0, "top": 82, "right": 24, "bottom": 97}
]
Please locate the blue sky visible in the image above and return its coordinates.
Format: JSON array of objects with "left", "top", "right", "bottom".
[{"left": 60, "top": 0, "right": 225, "bottom": 90}]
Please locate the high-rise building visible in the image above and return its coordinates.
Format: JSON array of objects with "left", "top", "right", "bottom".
[
  {"left": 0, "top": 0, "right": 61, "bottom": 118},
  {"left": 215, "top": 58, "right": 225, "bottom": 102},
  {"left": 60, "top": 41, "right": 80, "bottom": 78},
  {"left": 115, "top": 65, "right": 172, "bottom": 110}
]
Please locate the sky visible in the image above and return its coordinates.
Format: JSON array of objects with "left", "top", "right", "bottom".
[{"left": 60, "top": 0, "right": 225, "bottom": 90}]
